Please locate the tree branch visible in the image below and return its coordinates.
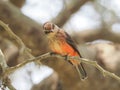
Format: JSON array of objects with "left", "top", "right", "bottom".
[
  {"left": 74, "top": 58, "right": 120, "bottom": 81},
  {"left": 10, "top": 0, "right": 25, "bottom": 8},
  {"left": 0, "top": 20, "right": 33, "bottom": 59},
  {"left": 0, "top": 50, "right": 8, "bottom": 72},
  {"left": 73, "top": 29, "right": 120, "bottom": 43},
  {"left": 52, "top": 0, "right": 90, "bottom": 27},
  {"left": 0, "top": 49, "right": 16, "bottom": 90},
  {"left": 4, "top": 52, "right": 120, "bottom": 82},
  {"left": 0, "top": 1, "right": 48, "bottom": 55}
]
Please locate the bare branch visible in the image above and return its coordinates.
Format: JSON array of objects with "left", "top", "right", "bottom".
[
  {"left": 0, "top": 49, "right": 15, "bottom": 90},
  {"left": 52, "top": 0, "right": 90, "bottom": 27},
  {"left": 0, "top": 20, "right": 34, "bottom": 59},
  {"left": 3, "top": 77, "right": 16, "bottom": 90},
  {"left": 4, "top": 52, "right": 120, "bottom": 82},
  {"left": 73, "top": 29, "right": 120, "bottom": 43},
  {"left": 0, "top": 1, "right": 47, "bottom": 55},
  {"left": 0, "top": 50, "right": 8, "bottom": 72},
  {"left": 76, "top": 58, "right": 120, "bottom": 81},
  {"left": 5, "top": 52, "right": 51, "bottom": 75},
  {"left": 10, "top": 0, "right": 25, "bottom": 8}
]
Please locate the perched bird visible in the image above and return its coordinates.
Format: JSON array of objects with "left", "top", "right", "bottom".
[{"left": 43, "top": 22, "right": 87, "bottom": 79}]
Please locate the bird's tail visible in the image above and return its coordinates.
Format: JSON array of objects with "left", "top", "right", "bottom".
[{"left": 75, "top": 63, "right": 87, "bottom": 80}]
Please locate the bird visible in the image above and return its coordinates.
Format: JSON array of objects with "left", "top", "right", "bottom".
[{"left": 43, "top": 22, "right": 87, "bottom": 80}]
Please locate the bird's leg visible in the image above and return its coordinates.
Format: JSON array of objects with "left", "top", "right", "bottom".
[
  {"left": 64, "top": 55, "right": 73, "bottom": 65},
  {"left": 50, "top": 52, "right": 58, "bottom": 56},
  {"left": 63, "top": 55, "right": 69, "bottom": 61},
  {"left": 50, "top": 52, "right": 70, "bottom": 61}
]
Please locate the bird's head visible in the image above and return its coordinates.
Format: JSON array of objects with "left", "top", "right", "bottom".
[{"left": 43, "top": 22, "right": 60, "bottom": 35}]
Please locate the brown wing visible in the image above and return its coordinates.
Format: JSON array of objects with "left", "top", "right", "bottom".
[
  {"left": 65, "top": 32, "right": 87, "bottom": 79},
  {"left": 65, "top": 32, "right": 82, "bottom": 57}
]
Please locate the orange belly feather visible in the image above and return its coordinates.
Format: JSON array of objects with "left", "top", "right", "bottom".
[{"left": 50, "top": 40, "right": 80, "bottom": 65}]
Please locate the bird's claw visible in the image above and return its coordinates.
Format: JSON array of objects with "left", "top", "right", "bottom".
[
  {"left": 50, "top": 52, "right": 57, "bottom": 56},
  {"left": 64, "top": 55, "right": 69, "bottom": 61}
]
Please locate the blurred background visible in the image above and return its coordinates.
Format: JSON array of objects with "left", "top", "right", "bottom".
[{"left": 0, "top": 0, "right": 120, "bottom": 90}]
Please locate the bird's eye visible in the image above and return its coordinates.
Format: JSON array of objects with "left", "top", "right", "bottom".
[{"left": 43, "top": 22, "right": 54, "bottom": 30}]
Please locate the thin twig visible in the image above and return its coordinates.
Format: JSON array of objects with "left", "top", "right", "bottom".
[
  {"left": 0, "top": 49, "right": 16, "bottom": 90},
  {"left": 68, "top": 56, "right": 120, "bottom": 82},
  {"left": 0, "top": 20, "right": 36, "bottom": 90},
  {"left": 0, "top": 50, "right": 8, "bottom": 72},
  {"left": 4, "top": 53, "right": 120, "bottom": 82},
  {"left": 80, "top": 58, "right": 120, "bottom": 81},
  {"left": 5, "top": 52, "right": 51, "bottom": 75},
  {"left": 3, "top": 77, "right": 16, "bottom": 90},
  {"left": 0, "top": 20, "right": 33, "bottom": 58}
]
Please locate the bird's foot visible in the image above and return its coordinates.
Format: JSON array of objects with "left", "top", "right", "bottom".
[
  {"left": 50, "top": 52, "right": 58, "bottom": 56},
  {"left": 64, "top": 55, "right": 69, "bottom": 61}
]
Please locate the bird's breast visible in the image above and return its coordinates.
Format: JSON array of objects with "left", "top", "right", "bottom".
[
  {"left": 48, "top": 38, "right": 66, "bottom": 54},
  {"left": 48, "top": 37, "right": 78, "bottom": 56}
]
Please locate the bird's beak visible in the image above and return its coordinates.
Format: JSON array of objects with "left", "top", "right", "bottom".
[{"left": 44, "top": 29, "right": 53, "bottom": 34}]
